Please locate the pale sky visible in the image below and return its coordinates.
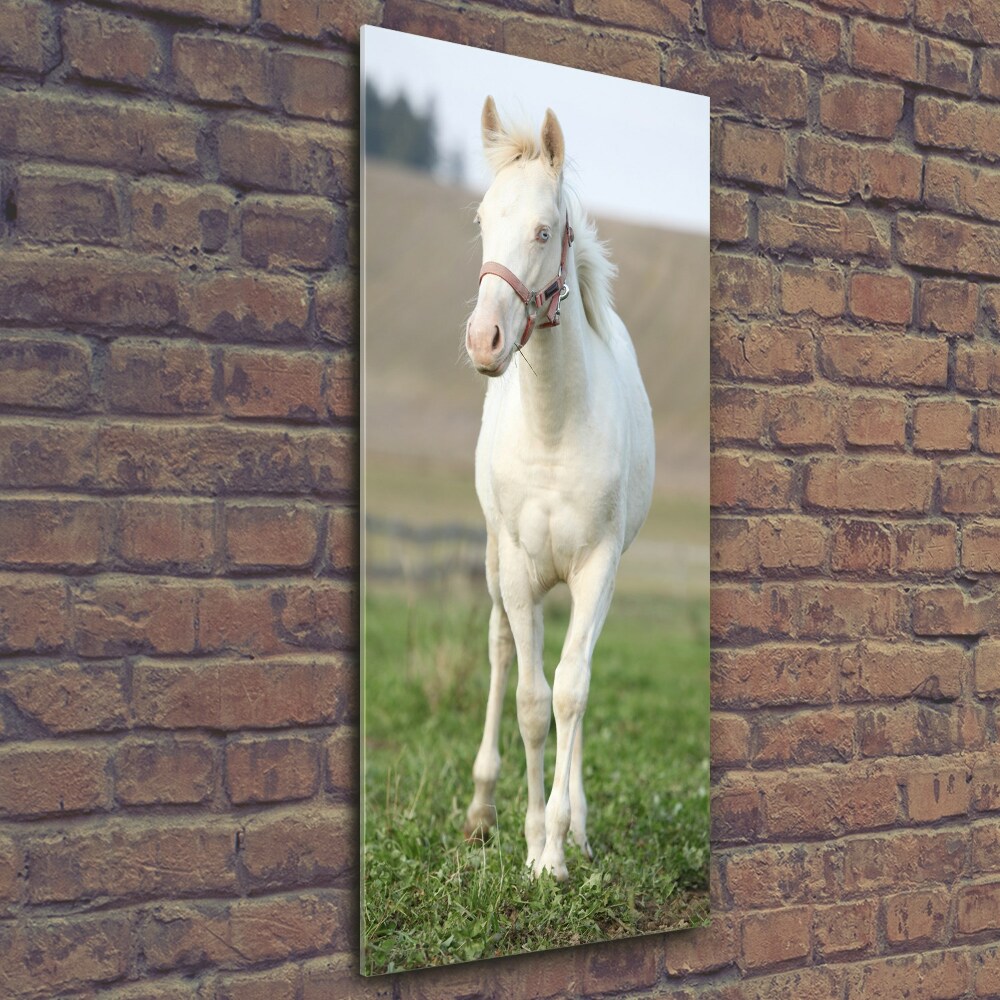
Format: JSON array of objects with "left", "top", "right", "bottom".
[{"left": 361, "top": 26, "right": 709, "bottom": 234}]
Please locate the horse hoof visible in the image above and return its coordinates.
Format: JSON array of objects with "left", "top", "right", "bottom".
[
  {"left": 582, "top": 840, "right": 595, "bottom": 862},
  {"left": 463, "top": 819, "right": 493, "bottom": 843}
]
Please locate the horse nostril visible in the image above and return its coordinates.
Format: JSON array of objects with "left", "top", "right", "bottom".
[{"left": 492, "top": 326, "right": 501, "bottom": 351}]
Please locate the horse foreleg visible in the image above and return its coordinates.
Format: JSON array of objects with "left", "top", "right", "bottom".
[
  {"left": 464, "top": 600, "right": 514, "bottom": 841},
  {"left": 537, "top": 546, "right": 617, "bottom": 880},
  {"left": 569, "top": 718, "right": 594, "bottom": 860}
]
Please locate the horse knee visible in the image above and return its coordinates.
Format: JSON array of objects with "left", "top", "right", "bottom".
[
  {"left": 552, "top": 661, "right": 589, "bottom": 723},
  {"left": 516, "top": 680, "right": 551, "bottom": 745}
]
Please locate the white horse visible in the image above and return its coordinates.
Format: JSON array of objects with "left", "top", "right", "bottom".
[{"left": 463, "top": 97, "right": 655, "bottom": 881}]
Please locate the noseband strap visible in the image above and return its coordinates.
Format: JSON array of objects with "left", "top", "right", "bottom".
[{"left": 478, "top": 214, "right": 574, "bottom": 348}]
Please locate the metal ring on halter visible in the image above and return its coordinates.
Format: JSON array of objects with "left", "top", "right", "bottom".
[{"left": 559, "top": 283, "right": 570, "bottom": 301}]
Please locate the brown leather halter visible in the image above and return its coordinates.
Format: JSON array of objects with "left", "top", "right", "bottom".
[{"left": 478, "top": 214, "right": 574, "bottom": 349}]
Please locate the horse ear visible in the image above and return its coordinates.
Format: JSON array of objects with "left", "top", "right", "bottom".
[
  {"left": 540, "top": 108, "right": 565, "bottom": 173},
  {"left": 482, "top": 96, "right": 502, "bottom": 150}
]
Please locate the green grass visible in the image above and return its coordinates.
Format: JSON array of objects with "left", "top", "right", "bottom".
[{"left": 361, "top": 585, "right": 710, "bottom": 975}]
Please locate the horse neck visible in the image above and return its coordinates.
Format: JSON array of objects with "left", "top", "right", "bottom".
[{"left": 516, "top": 276, "right": 594, "bottom": 442}]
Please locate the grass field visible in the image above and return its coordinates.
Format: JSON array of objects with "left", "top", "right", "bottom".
[{"left": 361, "top": 585, "right": 710, "bottom": 975}]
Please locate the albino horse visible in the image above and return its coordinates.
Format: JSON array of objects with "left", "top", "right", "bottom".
[{"left": 463, "top": 97, "right": 655, "bottom": 881}]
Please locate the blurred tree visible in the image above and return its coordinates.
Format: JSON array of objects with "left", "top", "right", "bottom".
[{"left": 365, "top": 81, "right": 438, "bottom": 172}]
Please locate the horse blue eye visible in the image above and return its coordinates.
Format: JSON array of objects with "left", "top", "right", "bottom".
[{"left": 538, "top": 229, "right": 550, "bottom": 242}]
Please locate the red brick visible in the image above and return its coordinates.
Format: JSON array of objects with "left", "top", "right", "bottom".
[
  {"left": 502, "top": 16, "right": 660, "bottom": 85},
  {"left": 225, "top": 503, "right": 321, "bottom": 569},
  {"left": 742, "top": 906, "right": 812, "bottom": 969},
  {"left": 241, "top": 805, "right": 352, "bottom": 889},
  {"left": 849, "top": 271, "right": 914, "bottom": 326},
  {"left": 130, "top": 179, "right": 234, "bottom": 254},
  {"left": 261, "top": 0, "right": 382, "bottom": 43},
  {"left": 173, "top": 33, "right": 272, "bottom": 107},
  {"left": 115, "top": 739, "right": 215, "bottom": 806},
  {"left": 814, "top": 900, "right": 877, "bottom": 958},
  {"left": 711, "top": 583, "right": 796, "bottom": 642},
  {"left": 850, "top": 19, "right": 919, "bottom": 81},
  {"left": 926, "top": 36, "right": 975, "bottom": 95},
  {"left": 848, "top": 950, "right": 971, "bottom": 999},
  {"left": 226, "top": 736, "right": 320, "bottom": 804},
  {"left": 710, "top": 453, "right": 795, "bottom": 510},
  {"left": 64, "top": 5, "right": 164, "bottom": 87},
  {"left": 211, "top": 966, "right": 301, "bottom": 1000},
  {"left": 222, "top": 347, "right": 324, "bottom": 420},
  {"left": 711, "top": 319, "right": 812, "bottom": 382},
  {"left": 963, "top": 521, "right": 1000, "bottom": 572},
  {"left": 764, "top": 767, "right": 900, "bottom": 837},
  {"left": 316, "top": 269, "right": 358, "bottom": 345},
  {"left": 217, "top": 118, "right": 355, "bottom": 200},
  {"left": 844, "top": 828, "right": 967, "bottom": 893},
  {"left": 819, "top": 330, "right": 948, "bottom": 388},
  {"left": 0, "top": 0, "right": 59, "bottom": 74},
  {"left": 982, "top": 50, "right": 1000, "bottom": 100},
  {"left": 16, "top": 166, "right": 122, "bottom": 243},
  {"left": 972, "top": 764, "right": 1000, "bottom": 811},
  {"left": 976, "top": 640, "right": 1000, "bottom": 696},
  {"left": 0, "top": 572, "right": 70, "bottom": 653},
  {"left": 723, "top": 842, "right": 841, "bottom": 908},
  {"left": 98, "top": 423, "right": 354, "bottom": 496},
  {"left": 274, "top": 50, "right": 354, "bottom": 123},
  {"left": 118, "top": 498, "right": 214, "bottom": 572},
  {"left": 1, "top": 250, "right": 179, "bottom": 329},
  {"left": 325, "top": 725, "right": 357, "bottom": 794},
  {"left": 27, "top": 819, "right": 236, "bottom": 902},
  {"left": 74, "top": 577, "right": 197, "bottom": 658},
  {"left": 918, "top": 277, "right": 980, "bottom": 334},
  {"left": 916, "top": 95, "right": 1000, "bottom": 162},
  {"left": 0, "top": 915, "right": 130, "bottom": 996},
  {"left": 915, "top": 0, "right": 1000, "bottom": 44},
  {"left": 712, "top": 255, "right": 774, "bottom": 317},
  {"left": 712, "top": 517, "right": 755, "bottom": 574},
  {"left": 712, "top": 713, "right": 751, "bottom": 767},
  {"left": 753, "top": 709, "right": 853, "bottom": 766},
  {"left": 805, "top": 457, "right": 934, "bottom": 514},
  {"left": 759, "top": 199, "right": 890, "bottom": 262},
  {"left": 913, "top": 399, "right": 973, "bottom": 452},
  {"left": 0, "top": 744, "right": 110, "bottom": 818},
  {"left": 664, "top": 916, "right": 737, "bottom": 976},
  {"left": 712, "top": 785, "right": 763, "bottom": 843},
  {"left": 323, "top": 352, "right": 356, "bottom": 421},
  {"left": 712, "top": 645, "right": 836, "bottom": 708},
  {"left": 831, "top": 519, "right": 892, "bottom": 574},
  {"left": 780, "top": 264, "right": 845, "bottom": 318},
  {"left": 143, "top": 893, "right": 343, "bottom": 973},
  {"left": 711, "top": 188, "right": 750, "bottom": 243},
  {"left": 0, "top": 333, "right": 91, "bottom": 410},
  {"left": 798, "top": 582, "right": 904, "bottom": 639},
  {"left": 711, "top": 386, "right": 768, "bottom": 445},
  {"left": 757, "top": 515, "right": 827, "bottom": 570},
  {"left": 885, "top": 888, "right": 951, "bottom": 946},
  {"left": 843, "top": 395, "right": 907, "bottom": 448},
  {"left": 940, "top": 461, "right": 1000, "bottom": 513},
  {"left": 849, "top": 271, "right": 913, "bottom": 326},
  {"left": 0, "top": 661, "right": 126, "bottom": 733},
  {"left": 820, "top": 77, "right": 905, "bottom": 139},
  {"left": 662, "top": 47, "right": 808, "bottom": 122},
  {"left": 182, "top": 272, "right": 310, "bottom": 342},
  {"left": 580, "top": 935, "right": 660, "bottom": 994},
  {"left": 818, "top": 0, "right": 907, "bottom": 17},
  {"left": 860, "top": 145, "right": 924, "bottom": 203},
  {"left": 707, "top": 0, "right": 841, "bottom": 65},
  {"left": 907, "top": 767, "right": 972, "bottom": 822},
  {"left": 981, "top": 405, "right": 1000, "bottom": 454},
  {"left": 132, "top": 655, "right": 349, "bottom": 729},
  {"left": 241, "top": 195, "right": 339, "bottom": 270},
  {"left": 925, "top": 157, "right": 1000, "bottom": 225},
  {"left": 984, "top": 286, "right": 1000, "bottom": 336},
  {"left": 770, "top": 392, "right": 838, "bottom": 449},
  {"left": 913, "top": 585, "right": 998, "bottom": 635},
  {"left": 839, "top": 640, "right": 965, "bottom": 701},
  {"left": 796, "top": 134, "right": 860, "bottom": 203},
  {"left": 716, "top": 120, "right": 786, "bottom": 189},
  {"left": 326, "top": 507, "right": 358, "bottom": 574},
  {"left": 0, "top": 498, "right": 104, "bottom": 568},
  {"left": 108, "top": 339, "right": 214, "bottom": 415},
  {"left": 959, "top": 882, "right": 1000, "bottom": 934},
  {"left": 105, "top": 0, "right": 251, "bottom": 25},
  {"left": 0, "top": 90, "right": 200, "bottom": 174},
  {"left": 896, "top": 522, "right": 958, "bottom": 574}
]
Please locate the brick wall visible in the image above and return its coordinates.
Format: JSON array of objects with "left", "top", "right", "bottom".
[{"left": 0, "top": 0, "right": 998, "bottom": 998}]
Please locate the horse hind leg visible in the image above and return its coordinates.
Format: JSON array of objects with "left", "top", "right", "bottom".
[
  {"left": 569, "top": 719, "right": 594, "bottom": 860},
  {"left": 464, "top": 533, "right": 514, "bottom": 841}
]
